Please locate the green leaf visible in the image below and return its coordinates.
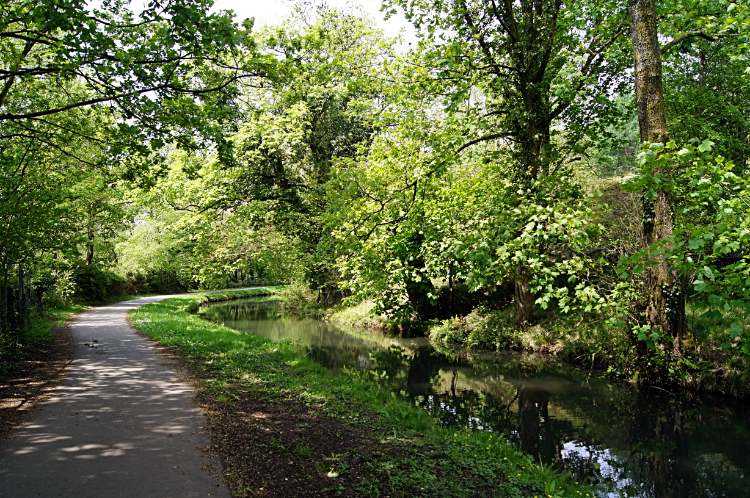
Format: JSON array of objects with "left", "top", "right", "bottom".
[
  {"left": 698, "top": 140, "right": 714, "bottom": 153},
  {"left": 728, "top": 322, "right": 743, "bottom": 337},
  {"left": 703, "top": 266, "right": 715, "bottom": 280},
  {"left": 688, "top": 238, "right": 705, "bottom": 250}
]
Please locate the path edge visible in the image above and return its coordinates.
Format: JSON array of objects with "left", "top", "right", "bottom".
[
  {"left": 0, "top": 309, "right": 81, "bottom": 446},
  {"left": 125, "top": 301, "right": 231, "bottom": 490}
]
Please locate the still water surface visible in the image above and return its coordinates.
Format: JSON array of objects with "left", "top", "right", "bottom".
[{"left": 198, "top": 298, "right": 750, "bottom": 498}]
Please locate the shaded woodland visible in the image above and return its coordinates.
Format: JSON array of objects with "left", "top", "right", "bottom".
[{"left": 1, "top": 0, "right": 749, "bottom": 391}]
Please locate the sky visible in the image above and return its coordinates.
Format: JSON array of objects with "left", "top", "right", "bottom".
[{"left": 208, "top": 0, "right": 417, "bottom": 45}]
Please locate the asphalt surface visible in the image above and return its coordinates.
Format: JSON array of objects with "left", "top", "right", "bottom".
[{"left": 0, "top": 295, "right": 231, "bottom": 498}]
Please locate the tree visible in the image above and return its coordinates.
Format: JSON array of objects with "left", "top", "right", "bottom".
[
  {"left": 121, "top": 7, "right": 393, "bottom": 291},
  {"left": 626, "top": 0, "right": 748, "bottom": 352},
  {"left": 626, "top": 0, "right": 683, "bottom": 349},
  {"left": 0, "top": 0, "right": 257, "bottom": 135},
  {"left": 380, "top": 0, "right": 630, "bottom": 324},
  {"left": 664, "top": 38, "right": 750, "bottom": 169},
  {"left": 218, "top": 7, "right": 391, "bottom": 292},
  {"left": 327, "top": 60, "right": 597, "bottom": 324},
  {"left": 0, "top": 89, "right": 109, "bottom": 259},
  {"left": 0, "top": 0, "right": 265, "bottom": 263}
]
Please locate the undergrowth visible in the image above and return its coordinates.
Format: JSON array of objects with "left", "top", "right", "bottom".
[
  {"left": 276, "top": 283, "right": 325, "bottom": 318},
  {"left": 426, "top": 303, "right": 750, "bottom": 396},
  {"left": 0, "top": 302, "right": 87, "bottom": 377},
  {"left": 327, "top": 300, "right": 389, "bottom": 331},
  {"left": 130, "top": 291, "right": 594, "bottom": 497}
]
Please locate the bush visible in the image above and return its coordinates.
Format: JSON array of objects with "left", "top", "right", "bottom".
[
  {"left": 429, "top": 306, "right": 519, "bottom": 350},
  {"left": 122, "top": 272, "right": 149, "bottom": 295},
  {"left": 72, "top": 265, "right": 126, "bottom": 301},
  {"left": 119, "top": 270, "right": 189, "bottom": 296},
  {"left": 277, "top": 282, "right": 324, "bottom": 318}
]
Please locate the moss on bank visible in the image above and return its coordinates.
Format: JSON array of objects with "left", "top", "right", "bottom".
[
  {"left": 426, "top": 304, "right": 750, "bottom": 396},
  {"left": 327, "top": 300, "right": 389, "bottom": 331},
  {"left": 130, "top": 290, "right": 593, "bottom": 497}
]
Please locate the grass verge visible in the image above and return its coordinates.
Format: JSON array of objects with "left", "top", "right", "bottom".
[
  {"left": 0, "top": 301, "right": 86, "bottom": 444},
  {"left": 130, "top": 290, "right": 594, "bottom": 497},
  {"left": 0, "top": 302, "right": 87, "bottom": 378}
]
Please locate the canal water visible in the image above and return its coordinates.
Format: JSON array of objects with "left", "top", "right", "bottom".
[{"left": 198, "top": 298, "right": 750, "bottom": 498}]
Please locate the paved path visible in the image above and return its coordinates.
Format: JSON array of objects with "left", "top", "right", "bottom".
[{"left": 0, "top": 295, "right": 231, "bottom": 498}]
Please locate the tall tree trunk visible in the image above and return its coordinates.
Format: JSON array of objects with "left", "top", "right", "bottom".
[
  {"left": 516, "top": 269, "right": 535, "bottom": 326},
  {"left": 629, "top": 0, "right": 668, "bottom": 145},
  {"left": 628, "top": 0, "right": 686, "bottom": 352},
  {"left": 85, "top": 228, "right": 95, "bottom": 266},
  {"left": 512, "top": 115, "right": 550, "bottom": 327}
]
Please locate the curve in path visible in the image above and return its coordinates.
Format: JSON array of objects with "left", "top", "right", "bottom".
[{"left": 0, "top": 295, "right": 230, "bottom": 498}]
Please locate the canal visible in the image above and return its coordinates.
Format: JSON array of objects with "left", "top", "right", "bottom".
[{"left": 198, "top": 298, "right": 750, "bottom": 498}]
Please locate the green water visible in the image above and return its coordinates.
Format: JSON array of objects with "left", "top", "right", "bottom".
[{"left": 199, "top": 298, "right": 750, "bottom": 498}]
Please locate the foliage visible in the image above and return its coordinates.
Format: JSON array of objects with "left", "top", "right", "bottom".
[
  {"left": 619, "top": 140, "right": 750, "bottom": 353},
  {"left": 120, "top": 7, "right": 392, "bottom": 293},
  {"left": 276, "top": 283, "right": 325, "bottom": 319},
  {"left": 429, "top": 306, "right": 519, "bottom": 350},
  {"left": 114, "top": 209, "right": 195, "bottom": 291},
  {"left": 384, "top": 0, "right": 631, "bottom": 170},
  {"left": 71, "top": 265, "right": 125, "bottom": 302},
  {"left": 0, "top": 0, "right": 260, "bottom": 153},
  {"left": 663, "top": 38, "right": 750, "bottom": 169},
  {"left": 326, "top": 0, "right": 639, "bottom": 325},
  {"left": 0, "top": 300, "right": 86, "bottom": 378},
  {"left": 584, "top": 99, "right": 641, "bottom": 178},
  {"left": 330, "top": 134, "right": 599, "bottom": 323},
  {"left": 0, "top": 0, "right": 264, "bottom": 260}
]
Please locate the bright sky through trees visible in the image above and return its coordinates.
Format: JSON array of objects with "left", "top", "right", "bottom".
[{"left": 209, "top": 0, "right": 416, "bottom": 44}]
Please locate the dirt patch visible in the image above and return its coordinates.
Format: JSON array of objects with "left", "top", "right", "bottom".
[
  {"left": 0, "top": 316, "right": 76, "bottom": 445},
  {"left": 199, "top": 389, "right": 401, "bottom": 497}
]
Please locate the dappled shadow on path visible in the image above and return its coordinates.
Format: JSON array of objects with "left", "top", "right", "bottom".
[{"left": 0, "top": 297, "right": 228, "bottom": 498}]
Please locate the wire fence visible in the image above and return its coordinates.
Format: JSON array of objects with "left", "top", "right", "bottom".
[{"left": 1, "top": 255, "right": 44, "bottom": 336}]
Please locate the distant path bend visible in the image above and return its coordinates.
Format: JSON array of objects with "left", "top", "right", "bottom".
[{"left": 0, "top": 294, "right": 231, "bottom": 498}]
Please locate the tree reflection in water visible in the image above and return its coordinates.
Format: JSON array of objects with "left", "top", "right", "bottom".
[{"left": 200, "top": 299, "right": 750, "bottom": 498}]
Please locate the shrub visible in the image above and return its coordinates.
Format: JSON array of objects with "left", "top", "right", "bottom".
[
  {"left": 277, "top": 282, "right": 324, "bottom": 318},
  {"left": 72, "top": 265, "right": 126, "bottom": 301},
  {"left": 429, "top": 306, "right": 518, "bottom": 350}
]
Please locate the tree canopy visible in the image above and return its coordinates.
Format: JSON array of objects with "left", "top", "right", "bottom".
[{"left": 2, "top": 0, "right": 750, "bottom": 385}]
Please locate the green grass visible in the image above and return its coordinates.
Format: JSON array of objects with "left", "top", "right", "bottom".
[
  {"left": 45, "top": 301, "right": 89, "bottom": 328},
  {"left": 130, "top": 291, "right": 595, "bottom": 498},
  {"left": 196, "top": 287, "right": 283, "bottom": 302}
]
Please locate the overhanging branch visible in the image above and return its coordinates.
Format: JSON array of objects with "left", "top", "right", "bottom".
[{"left": 661, "top": 31, "right": 735, "bottom": 55}]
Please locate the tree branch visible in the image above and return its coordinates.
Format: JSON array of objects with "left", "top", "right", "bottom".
[
  {"left": 0, "top": 38, "right": 36, "bottom": 109},
  {"left": 661, "top": 31, "right": 735, "bottom": 55}
]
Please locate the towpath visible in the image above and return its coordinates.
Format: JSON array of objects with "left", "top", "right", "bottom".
[{"left": 0, "top": 295, "right": 230, "bottom": 498}]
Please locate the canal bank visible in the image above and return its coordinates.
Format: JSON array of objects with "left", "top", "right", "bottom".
[
  {"left": 130, "top": 290, "right": 588, "bottom": 498},
  {"left": 199, "top": 296, "right": 750, "bottom": 498}
]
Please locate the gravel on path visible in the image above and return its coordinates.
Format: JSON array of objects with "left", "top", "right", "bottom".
[{"left": 0, "top": 295, "right": 230, "bottom": 498}]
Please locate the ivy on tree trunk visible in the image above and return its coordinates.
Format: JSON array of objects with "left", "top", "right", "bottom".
[{"left": 628, "top": 0, "right": 686, "bottom": 352}]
